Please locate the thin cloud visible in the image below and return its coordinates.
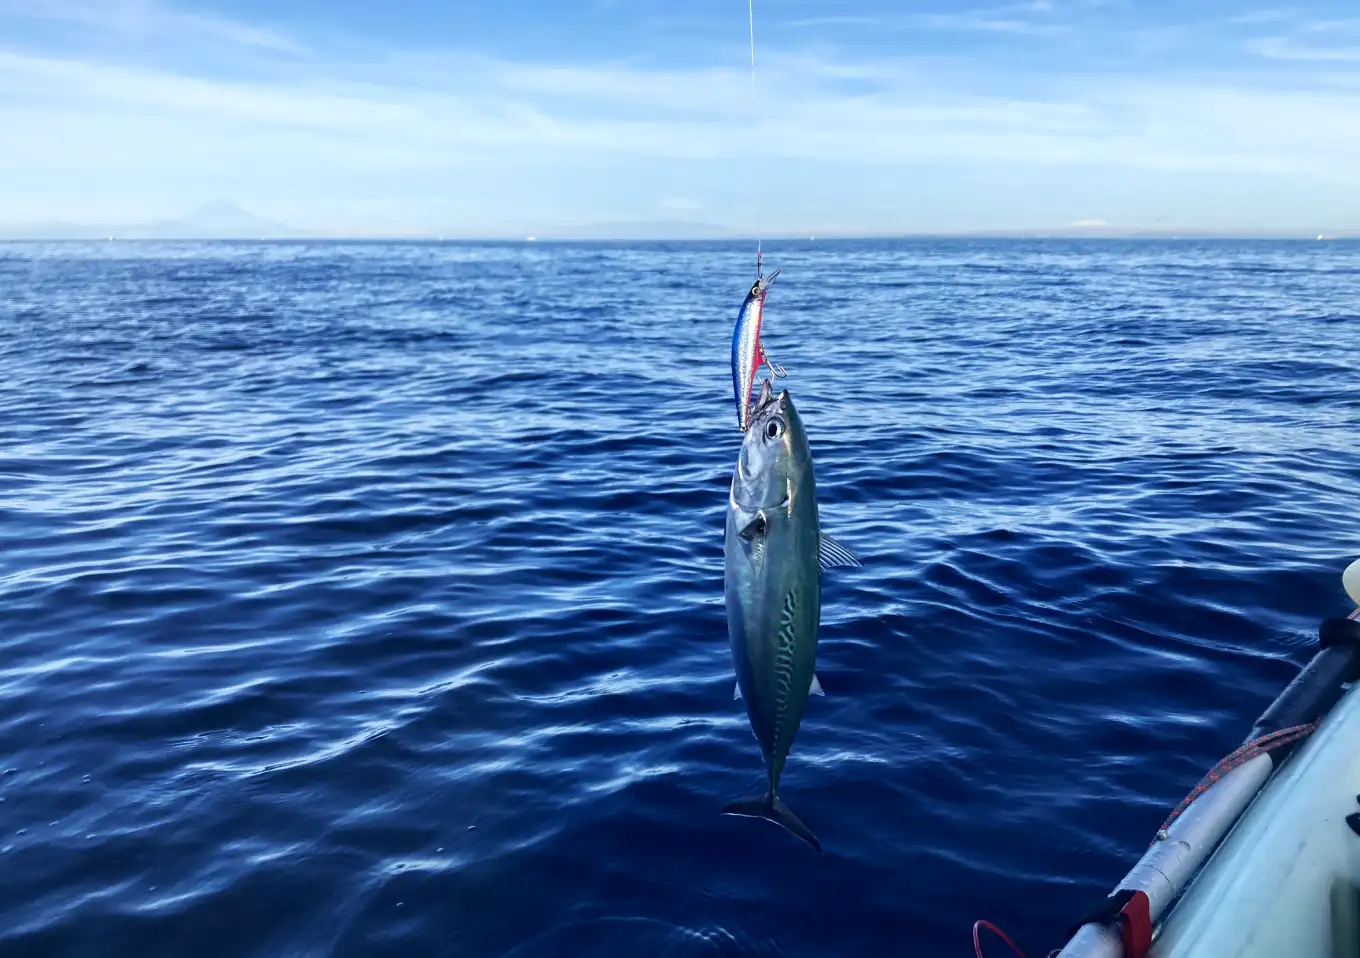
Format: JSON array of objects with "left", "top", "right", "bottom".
[
  {"left": 0, "top": 0, "right": 306, "bottom": 54},
  {"left": 1229, "top": 9, "right": 1298, "bottom": 26},
  {"left": 2, "top": 48, "right": 1355, "bottom": 170},
  {"left": 1299, "top": 17, "right": 1360, "bottom": 32},
  {"left": 1248, "top": 36, "right": 1360, "bottom": 59},
  {"left": 658, "top": 197, "right": 703, "bottom": 211},
  {"left": 1243, "top": 12, "right": 1360, "bottom": 60},
  {"left": 786, "top": 2, "right": 1067, "bottom": 35},
  {"left": 784, "top": 16, "right": 885, "bottom": 29},
  {"left": 917, "top": 12, "right": 1068, "bottom": 36}
]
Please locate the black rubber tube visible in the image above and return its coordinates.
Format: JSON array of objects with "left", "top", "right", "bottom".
[{"left": 1246, "top": 617, "right": 1360, "bottom": 746}]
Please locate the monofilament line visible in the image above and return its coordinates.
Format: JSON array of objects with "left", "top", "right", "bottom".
[{"left": 748, "top": 0, "right": 762, "bottom": 272}]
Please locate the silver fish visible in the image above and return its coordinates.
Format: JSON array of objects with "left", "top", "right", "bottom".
[{"left": 722, "top": 380, "right": 861, "bottom": 852}]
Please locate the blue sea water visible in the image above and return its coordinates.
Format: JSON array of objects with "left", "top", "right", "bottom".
[{"left": 1, "top": 238, "right": 1358, "bottom": 958}]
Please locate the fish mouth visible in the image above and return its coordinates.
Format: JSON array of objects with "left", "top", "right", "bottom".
[
  {"left": 739, "top": 380, "right": 777, "bottom": 437},
  {"left": 748, "top": 382, "right": 780, "bottom": 422}
]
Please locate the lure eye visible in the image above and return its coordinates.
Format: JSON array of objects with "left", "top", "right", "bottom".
[{"left": 765, "top": 418, "right": 783, "bottom": 440}]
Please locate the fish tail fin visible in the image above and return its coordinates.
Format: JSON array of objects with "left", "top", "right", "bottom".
[{"left": 721, "top": 792, "right": 822, "bottom": 853}]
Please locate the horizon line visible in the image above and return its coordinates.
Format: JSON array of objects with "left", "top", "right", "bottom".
[{"left": 2, "top": 230, "right": 1357, "bottom": 242}]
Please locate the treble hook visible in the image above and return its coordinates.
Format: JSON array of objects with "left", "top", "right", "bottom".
[{"left": 764, "top": 350, "right": 788, "bottom": 380}]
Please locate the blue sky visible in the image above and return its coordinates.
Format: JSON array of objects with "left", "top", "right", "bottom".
[{"left": 2, "top": 0, "right": 1359, "bottom": 235}]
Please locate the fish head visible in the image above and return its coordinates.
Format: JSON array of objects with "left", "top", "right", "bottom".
[{"left": 733, "top": 382, "right": 809, "bottom": 509}]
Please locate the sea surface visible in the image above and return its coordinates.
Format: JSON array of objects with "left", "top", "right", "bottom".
[{"left": 2, "top": 238, "right": 1358, "bottom": 958}]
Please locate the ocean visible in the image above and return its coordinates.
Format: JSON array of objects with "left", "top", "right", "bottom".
[{"left": 2, "top": 238, "right": 1358, "bottom": 957}]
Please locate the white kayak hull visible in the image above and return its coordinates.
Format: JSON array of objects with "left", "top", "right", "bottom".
[{"left": 1151, "top": 676, "right": 1360, "bottom": 957}]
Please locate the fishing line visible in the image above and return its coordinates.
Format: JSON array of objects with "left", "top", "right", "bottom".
[{"left": 748, "top": 0, "right": 763, "bottom": 279}]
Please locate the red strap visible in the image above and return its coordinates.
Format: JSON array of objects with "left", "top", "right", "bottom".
[{"left": 1119, "top": 890, "right": 1153, "bottom": 958}]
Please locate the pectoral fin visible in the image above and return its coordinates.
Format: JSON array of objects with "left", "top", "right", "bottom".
[
  {"left": 818, "top": 532, "right": 862, "bottom": 571},
  {"left": 735, "top": 672, "right": 824, "bottom": 699},
  {"left": 738, "top": 512, "right": 769, "bottom": 566},
  {"left": 738, "top": 513, "right": 767, "bottom": 541}
]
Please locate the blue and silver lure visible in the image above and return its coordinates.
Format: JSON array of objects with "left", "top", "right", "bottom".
[{"left": 730, "top": 261, "right": 786, "bottom": 431}]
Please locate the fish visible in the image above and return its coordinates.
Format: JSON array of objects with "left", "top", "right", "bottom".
[
  {"left": 722, "top": 380, "right": 861, "bottom": 852},
  {"left": 730, "top": 267, "right": 785, "bottom": 431}
]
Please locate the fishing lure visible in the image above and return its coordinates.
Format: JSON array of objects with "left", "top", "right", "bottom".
[{"left": 730, "top": 263, "right": 786, "bottom": 431}]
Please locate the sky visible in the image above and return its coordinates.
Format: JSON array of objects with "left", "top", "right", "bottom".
[{"left": 2, "top": 0, "right": 1360, "bottom": 236}]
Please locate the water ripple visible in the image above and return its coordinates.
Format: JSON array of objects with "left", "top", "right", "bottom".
[{"left": 1, "top": 238, "right": 1357, "bottom": 957}]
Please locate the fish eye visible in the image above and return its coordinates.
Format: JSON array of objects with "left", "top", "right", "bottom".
[
  {"left": 764, "top": 418, "right": 783, "bottom": 440},
  {"left": 750, "top": 283, "right": 761, "bottom": 296}
]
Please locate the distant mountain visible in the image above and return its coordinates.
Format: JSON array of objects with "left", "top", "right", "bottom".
[
  {"left": 134, "top": 200, "right": 292, "bottom": 237},
  {"left": 0, "top": 201, "right": 310, "bottom": 240},
  {"left": 0, "top": 209, "right": 736, "bottom": 242},
  {"left": 116, "top": 200, "right": 307, "bottom": 239}
]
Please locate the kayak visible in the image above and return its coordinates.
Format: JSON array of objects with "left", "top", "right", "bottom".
[
  {"left": 1037, "top": 558, "right": 1360, "bottom": 958},
  {"left": 1151, "top": 664, "right": 1360, "bottom": 957}
]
